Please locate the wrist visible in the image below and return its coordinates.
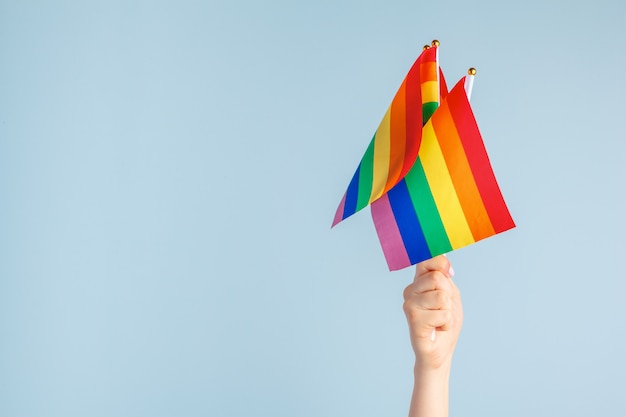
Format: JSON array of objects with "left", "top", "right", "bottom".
[
  {"left": 414, "top": 359, "right": 451, "bottom": 382},
  {"left": 414, "top": 350, "right": 454, "bottom": 373}
]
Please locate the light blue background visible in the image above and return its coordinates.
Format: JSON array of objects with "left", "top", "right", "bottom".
[{"left": 1, "top": 1, "right": 625, "bottom": 416}]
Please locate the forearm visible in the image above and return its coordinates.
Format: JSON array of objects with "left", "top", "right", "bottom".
[{"left": 408, "top": 360, "right": 451, "bottom": 417}]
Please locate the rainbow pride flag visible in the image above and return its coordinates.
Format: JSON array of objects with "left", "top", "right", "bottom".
[
  {"left": 332, "top": 46, "right": 441, "bottom": 227},
  {"left": 332, "top": 45, "right": 515, "bottom": 271},
  {"left": 370, "top": 78, "right": 515, "bottom": 270}
]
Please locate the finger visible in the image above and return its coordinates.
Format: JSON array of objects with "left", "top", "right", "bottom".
[
  {"left": 404, "top": 300, "right": 451, "bottom": 329},
  {"left": 448, "top": 276, "right": 461, "bottom": 299},
  {"left": 406, "top": 289, "right": 452, "bottom": 311},
  {"left": 406, "top": 270, "right": 454, "bottom": 297},
  {"left": 420, "top": 309, "right": 453, "bottom": 332},
  {"left": 415, "top": 255, "right": 453, "bottom": 279}
]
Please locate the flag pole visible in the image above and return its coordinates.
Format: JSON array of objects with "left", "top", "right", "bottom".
[{"left": 464, "top": 67, "right": 476, "bottom": 100}]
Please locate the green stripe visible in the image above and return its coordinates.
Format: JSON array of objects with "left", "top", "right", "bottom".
[
  {"left": 422, "top": 102, "right": 438, "bottom": 125},
  {"left": 404, "top": 157, "right": 452, "bottom": 255},
  {"left": 356, "top": 135, "right": 375, "bottom": 211}
]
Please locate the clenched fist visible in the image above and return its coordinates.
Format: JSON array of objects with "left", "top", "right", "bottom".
[{"left": 403, "top": 255, "right": 463, "bottom": 371}]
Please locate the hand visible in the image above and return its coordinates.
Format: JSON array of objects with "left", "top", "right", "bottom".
[{"left": 403, "top": 255, "right": 463, "bottom": 371}]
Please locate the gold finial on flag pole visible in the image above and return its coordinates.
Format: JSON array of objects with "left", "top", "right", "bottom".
[
  {"left": 423, "top": 45, "right": 431, "bottom": 50},
  {"left": 465, "top": 68, "right": 476, "bottom": 100},
  {"left": 431, "top": 39, "right": 440, "bottom": 47}
]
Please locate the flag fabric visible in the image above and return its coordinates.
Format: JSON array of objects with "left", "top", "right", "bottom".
[
  {"left": 332, "top": 44, "right": 515, "bottom": 271},
  {"left": 332, "top": 46, "right": 440, "bottom": 227},
  {"left": 370, "top": 78, "right": 515, "bottom": 270}
]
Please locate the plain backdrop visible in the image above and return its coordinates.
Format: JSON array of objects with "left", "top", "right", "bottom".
[{"left": 1, "top": 1, "right": 625, "bottom": 416}]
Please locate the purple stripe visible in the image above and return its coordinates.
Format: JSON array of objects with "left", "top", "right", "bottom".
[
  {"left": 371, "top": 194, "right": 411, "bottom": 271},
  {"left": 332, "top": 193, "right": 347, "bottom": 227}
]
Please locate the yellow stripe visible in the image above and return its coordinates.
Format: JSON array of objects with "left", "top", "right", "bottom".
[
  {"left": 369, "top": 106, "right": 391, "bottom": 202},
  {"left": 421, "top": 81, "right": 439, "bottom": 104},
  {"left": 419, "top": 121, "right": 475, "bottom": 249}
]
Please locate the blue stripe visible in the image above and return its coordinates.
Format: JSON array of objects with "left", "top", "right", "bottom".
[
  {"left": 343, "top": 165, "right": 360, "bottom": 219},
  {"left": 387, "top": 179, "right": 432, "bottom": 264}
]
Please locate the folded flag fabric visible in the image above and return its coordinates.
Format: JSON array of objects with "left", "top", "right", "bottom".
[
  {"left": 370, "top": 78, "right": 515, "bottom": 270},
  {"left": 332, "top": 46, "right": 440, "bottom": 227},
  {"left": 332, "top": 43, "right": 515, "bottom": 271}
]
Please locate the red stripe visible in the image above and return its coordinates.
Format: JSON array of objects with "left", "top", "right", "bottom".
[
  {"left": 447, "top": 85, "right": 515, "bottom": 233},
  {"left": 439, "top": 67, "right": 448, "bottom": 101}
]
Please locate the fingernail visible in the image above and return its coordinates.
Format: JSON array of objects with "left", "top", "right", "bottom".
[{"left": 448, "top": 265, "right": 455, "bottom": 278}]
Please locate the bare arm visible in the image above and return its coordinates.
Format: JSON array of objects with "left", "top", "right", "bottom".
[{"left": 403, "top": 255, "right": 463, "bottom": 417}]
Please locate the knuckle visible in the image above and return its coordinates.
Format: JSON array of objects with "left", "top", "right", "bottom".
[
  {"left": 434, "top": 269, "right": 448, "bottom": 282},
  {"left": 403, "top": 303, "right": 419, "bottom": 321},
  {"left": 403, "top": 285, "right": 413, "bottom": 301},
  {"left": 423, "top": 273, "right": 438, "bottom": 289},
  {"left": 439, "top": 292, "right": 452, "bottom": 309},
  {"left": 402, "top": 299, "right": 413, "bottom": 314}
]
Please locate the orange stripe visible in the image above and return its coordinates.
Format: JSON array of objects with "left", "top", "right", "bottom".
[
  {"left": 384, "top": 79, "right": 407, "bottom": 193},
  {"left": 420, "top": 61, "right": 438, "bottom": 82},
  {"left": 432, "top": 100, "right": 495, "bottom": 241}
]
